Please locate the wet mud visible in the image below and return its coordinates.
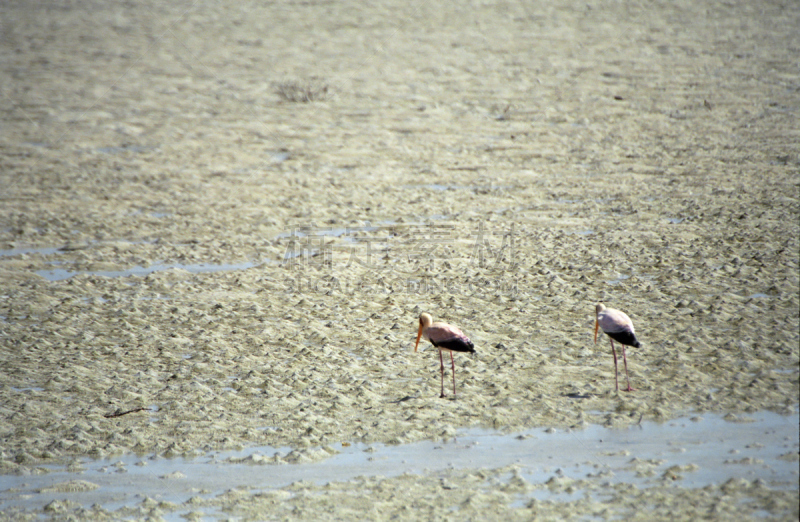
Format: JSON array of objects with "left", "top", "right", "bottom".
[{"left": 1, "top": 0, "right": 798, "bottom": 519}]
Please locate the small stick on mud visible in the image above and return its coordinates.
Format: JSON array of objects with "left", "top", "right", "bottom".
[{"left": 104, "top": 407, "right": 149, "bottom": 419}]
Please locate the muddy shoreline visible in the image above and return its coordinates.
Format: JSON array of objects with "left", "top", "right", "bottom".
[
  {"left": 2, "top": 412, "right": 797, "bottom": 519},
  {"left": 1, "top": 0, "right": 798, "bottom": 519}
]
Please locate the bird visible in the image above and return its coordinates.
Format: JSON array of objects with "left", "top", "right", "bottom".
[
  {"left": 594, "top": 302, "right": 641, "bottom": 392},
  {"left": 415, "top": 312, "right": 475, "bottom": 398}
]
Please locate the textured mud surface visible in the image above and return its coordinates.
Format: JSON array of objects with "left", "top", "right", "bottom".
[{"left": 1, "top": 0, "right": 798, "bottom": 519}]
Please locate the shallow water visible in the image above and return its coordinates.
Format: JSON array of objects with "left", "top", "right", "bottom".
[
  {"left": 0, "top": 246, "right": 64, "bottom": 257},
  {"left": 1, "top": 411, "right": 796, "bottom": 517},
  {"left": 34, "top": 261, "right": 266, "bottom": 281},
  {"left": 17, "top": 219, "right": 461, "bottom": 281}
]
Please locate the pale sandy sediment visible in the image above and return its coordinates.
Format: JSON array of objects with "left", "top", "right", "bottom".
[{"left": 0, "top": 0, "right": 797, "bottom": 519}]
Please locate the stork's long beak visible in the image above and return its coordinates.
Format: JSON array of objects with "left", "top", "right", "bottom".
[
  {"left": 594, "top": 318, "right": 599, "bottom": 344},
  {"left": 415, "top": 323, "right": 423, "bottom": 352}
]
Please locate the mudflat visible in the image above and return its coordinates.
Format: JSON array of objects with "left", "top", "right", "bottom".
[{"left": 1, "top": 0, "right": 797, "bottom": 519}]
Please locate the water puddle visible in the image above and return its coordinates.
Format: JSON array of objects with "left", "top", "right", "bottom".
[
  {"left": 0, "top": 246, "right": 64, "bottom": 257},
  {"left": 7, "top": 219, "right": 464, "bottom": 281},
  {"left": 276, "top": 225, "right": 381, "bottom": 247},
  {"left": 35, "top": 261, "right": 266, "bottom": 281},
  {"left": 0, "top": 412, "right": 796, "bottom": 515},
  {"left": 606, "top": 274, "right": 630, "bottom": 285},
  {"left": 1, "top": 240, "right": 152, "bottom": 269},
  {"left": 126, "top": 210, "right": 172, "bottom": 219}
]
